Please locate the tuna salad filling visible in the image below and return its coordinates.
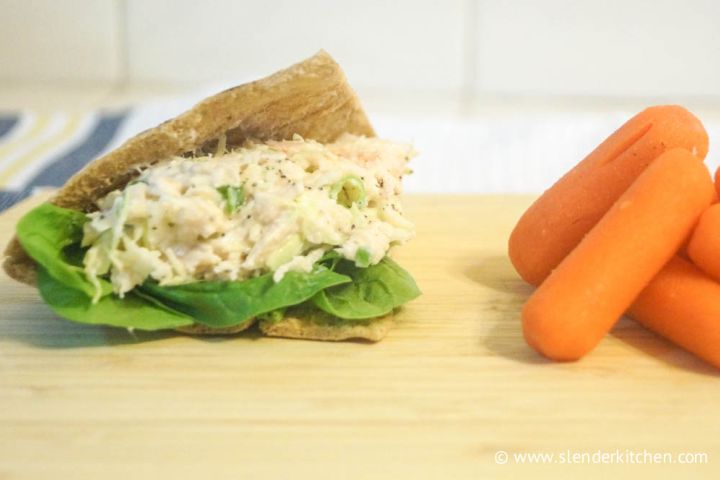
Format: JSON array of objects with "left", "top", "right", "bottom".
[{"left": 82, "top": 134, "right": 416, "bottom": 301}]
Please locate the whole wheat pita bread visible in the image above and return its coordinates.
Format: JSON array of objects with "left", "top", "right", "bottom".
[
  {"left": 260, "top": 310, "right": 394, "bottom": 342},
  {"left": 176, "top": 319, "right": 256, "bottom": 336},
  {"left": 2, "top": 51, "right": 395, "bottom": 341}
]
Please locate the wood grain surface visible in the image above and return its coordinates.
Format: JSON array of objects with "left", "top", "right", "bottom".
[{"left": 1, "top": 193, "right": 718, "bottom": 479}]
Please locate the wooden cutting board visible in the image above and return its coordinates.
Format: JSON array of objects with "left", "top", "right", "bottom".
[{"left": 1, "top": 193, "right": 718, "bottom": 479}]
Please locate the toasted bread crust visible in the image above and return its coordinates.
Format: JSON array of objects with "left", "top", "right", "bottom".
[
  {"left": 2, "top": 238, "right": 35, "bottom": 285},
  {"left": 3, "top": 50, "right": 374, "bottom": 288},
  {"left": 175, "top": 319, "right": 256, "bottom": 336},
  {"left": 259, "top": 315, "right": 395, "bottom": 342}
]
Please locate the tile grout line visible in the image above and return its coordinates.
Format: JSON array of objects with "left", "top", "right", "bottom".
[
  {"left": 461, "top": 0, "right": 480, "bottom": 115},
  {"left": 112, "top": 0, "right": 131, "bottom": 97}
]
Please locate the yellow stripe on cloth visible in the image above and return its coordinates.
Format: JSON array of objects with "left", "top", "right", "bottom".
[
  {"left": 0, "top": 114, "right": 52, "bottom": 168},
  {"left": 0, "top": 114, "right": 83, "bottom": 187}
]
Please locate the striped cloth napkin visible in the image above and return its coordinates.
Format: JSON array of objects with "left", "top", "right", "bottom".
[{"left": 0, "top": 111, "right": 128, "bottom": 211}]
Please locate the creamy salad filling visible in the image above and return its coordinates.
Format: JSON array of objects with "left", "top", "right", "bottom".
[{"left": 82, "top": 134, "right": 415, "bottom": 300}]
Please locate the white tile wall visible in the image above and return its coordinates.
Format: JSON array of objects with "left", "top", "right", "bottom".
[
  {"left": 125, "top": 0, "right": 467, "bottom": 94},
  {"left": 2, "top": 0, "right": 720, "bottom": 101},
  {"left": 0, "top": 0, "right": 121, "bottom": 82},
  {"left": 475, "top": 0, "right": 720, "bottom": 98}
]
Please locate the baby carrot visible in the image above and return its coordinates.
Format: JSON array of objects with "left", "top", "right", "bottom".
[
  {"left": 509, "top": 105, "right": 708, "bottom": 286},
  {"left": 522, "top": 149, "right": 713, "bottom": 361},
  {"left": 687, "top": 204, "right": 720, "bottom": 281},
  {"left": 678, "top": 192, "right": 718, "bottom": 259},
  {"left": 628, "top": 256, "right": 720, "bottom": 369}
]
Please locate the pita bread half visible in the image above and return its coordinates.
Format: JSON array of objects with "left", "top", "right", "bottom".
[
  {"left": 3, "top": 50, "right": 375, "bottom": 287},
  {"left": 2, "top": 51, "right": 392, "bottom": 342}
]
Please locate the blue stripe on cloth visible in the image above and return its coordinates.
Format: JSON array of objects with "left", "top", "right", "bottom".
[
  {"left": 0, "top": 187, "right": 32, "bottom": 212},
  {"left": 0, "top": 110, "right": 129, "bottom": 212},
  {"left": 28, "top": 111, "right": 128, "bottom": 188},
  {"left": 0, "top": 115, "right": 20, "bottom": 140}
]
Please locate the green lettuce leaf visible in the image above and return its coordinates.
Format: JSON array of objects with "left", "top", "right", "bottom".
[
  {"left": 311, "top": 257, "right": 421, "bottom": 319},
  {"left": 16, "top": 203, "right": 113, "bottom": 298},
  {"left": 37, "top": 267, "right": 193, "bottom": 330},
  {"left": 19, "top": 203, "right": 194, "bottom": 330},
  {"left": 139, "top": 267, "right": 352, "bottom": 328}
]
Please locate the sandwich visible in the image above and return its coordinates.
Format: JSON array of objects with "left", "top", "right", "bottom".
[{"left": 2, "top": 51, "right": 420, "bottom": 342}]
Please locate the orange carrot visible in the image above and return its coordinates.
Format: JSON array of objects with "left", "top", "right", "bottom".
[
  {"left": 678, "top": 192, "right": 718, "bottom": 259},
  {"left": 509, "top": 105, "right": 708, "bottom": 286},
  {"left": 687, "top": 204, "right": 720, "bottom": 281},
  {"left": 715, "top": 166, "right": 720, "bottom": 200},
  {"left": 522, "top": 149, "right": 713, "bottom": 361},
  {"left": 628, "top": 256, "right": 720, "bottom": 369}
]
